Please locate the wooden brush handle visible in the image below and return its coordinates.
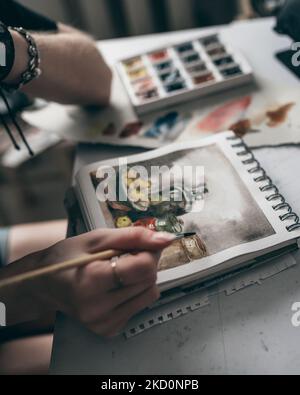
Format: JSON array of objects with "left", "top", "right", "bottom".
[{"left": 0, "top": 249, "right": 120, "bottom": 290}]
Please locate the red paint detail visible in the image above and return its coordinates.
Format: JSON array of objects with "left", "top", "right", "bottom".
[{"left": 197, "top": 96, "right": 252, "bottom": 132}]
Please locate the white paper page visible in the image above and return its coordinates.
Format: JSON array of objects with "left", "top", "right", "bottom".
[
  {"left": 178, "top": 78, "right": 300, "bottom": 147},
  {"left": 22, "top": 72, "right": 191, "bottom": 149},
  {"left": 75, "top": 132, "right": 300, "bottom": 288}
]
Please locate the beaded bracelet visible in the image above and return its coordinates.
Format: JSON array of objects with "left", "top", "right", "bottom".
[{"left": 6, "top": 26, "right": 42, "bottom": 90}]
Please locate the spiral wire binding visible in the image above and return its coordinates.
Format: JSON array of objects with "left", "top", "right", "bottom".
[
  {"left": 124, "top": 135, "right": 299, "bottom": 339},
  {"left": 227, "top": 135, "right": 300, "bottom": 232}
]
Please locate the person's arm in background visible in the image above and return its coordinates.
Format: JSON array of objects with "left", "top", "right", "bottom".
[
  {"left": 4, "top": 23, "right": 112, "bottom": 106},
  {"left": 274, "top": 0, "right": 300, "bottom": 42}
]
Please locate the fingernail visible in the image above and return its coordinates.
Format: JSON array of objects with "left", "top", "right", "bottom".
[{"left": 151, "top": 232, "right": 176, "bottom": 243}]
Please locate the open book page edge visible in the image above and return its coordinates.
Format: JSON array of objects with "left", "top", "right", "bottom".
[{"left": 74, "top": 131, "right": 300, "bottom": 288}]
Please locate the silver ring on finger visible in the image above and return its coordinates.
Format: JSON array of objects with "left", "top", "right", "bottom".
[{"left": 111, "top": 260, "right": 124, "bottom": 289}]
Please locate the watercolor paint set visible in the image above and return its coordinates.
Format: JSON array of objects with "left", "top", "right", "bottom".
[{"left": 117, "top": 33, "right": 254, "bottom": 115}]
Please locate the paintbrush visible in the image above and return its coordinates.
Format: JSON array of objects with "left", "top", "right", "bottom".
[{"left": 0, "top": 232, "right": 196, "bottom": 290}]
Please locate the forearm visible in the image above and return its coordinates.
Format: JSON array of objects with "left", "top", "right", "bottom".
[
  {"left": 4, "top": 24, "right": 112, "bottom": 106},
  {"left": 0, "top": 252, "right": 55, "bottom": 326}
]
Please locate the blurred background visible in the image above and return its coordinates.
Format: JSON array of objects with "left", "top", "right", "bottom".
[
  {"left": 0, "top": 0, "right": 273, "bottom": 226},
  {"left": 19, "top": 0, "right": 257, "bottom": 39}
]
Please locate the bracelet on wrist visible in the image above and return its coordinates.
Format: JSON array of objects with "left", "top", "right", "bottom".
[
  {"left": 0, "top": 23, "right": 34, "bottom": 156},
  {"left": 2, "top": 26, "right": 42, "bottom": 91}
]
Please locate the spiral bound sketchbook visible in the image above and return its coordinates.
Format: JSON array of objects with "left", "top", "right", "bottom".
[{"left": 74, "top": 132, "right": 300, "bottom": 292}]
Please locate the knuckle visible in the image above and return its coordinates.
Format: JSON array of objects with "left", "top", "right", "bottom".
[
  {"left": 89, "top": 322, "right": 122, "bottom": 339},
  {"left": 145, "top": 270, "right": 158, "bottom": 285},
  {"left": 130, "top": 227, "right": 146, "bottom": 241},
  {"left": 85, "top": 229, "right": 105, "bottom": 250},
  {"left": 69, "top": 281, "right": 86, "bottom": 306},
  {"left": 81, "top": 261, "right": 107, "bottom": 289},
  {"left": 78, "top": 302, "right": 107, "bottom": 325},
  {"left": 126, "top": 287, "right": 160, "bottom": 318},
  {"left": 102, "top": 330, "right": 120, "bottom": 339},
  {"left": 105, "top": 321, "right": 127, "bottom": 339},
  {"left": 130, "top": 226, "right": 154, "bottom": 243},
  {"left": 77, "top": 308, "right": 93, "bottom": 325},
  {"left": 148, "top": 286, "right": 161, "bottom": 304},
  {"left": 89, "top": 229, "right": 104, "bottom": 239},
  {"left": 89, "top": 323, "right": 105, "bottom": 336},
  {"left": 134, "top": 253, "right": 157, "bottom": 278},
  {"left": 84, "top": 262, "right": 101, "bottom": 281},
  {"left": 76, "top": 303, "right": 99, "bottom": 324}
]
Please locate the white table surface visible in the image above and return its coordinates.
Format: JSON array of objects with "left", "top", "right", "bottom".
[{"left": 50, "top": 18, "right": 300, "bottom": 375}]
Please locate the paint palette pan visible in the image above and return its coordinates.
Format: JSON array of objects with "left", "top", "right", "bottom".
[{"left": 117, "top": 33, "right": 254, "bottom": 115}]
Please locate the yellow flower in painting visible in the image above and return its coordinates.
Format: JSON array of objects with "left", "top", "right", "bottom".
[
  {"left": 138, "top": 179, "right": 151, "bottom": 189},
  {"left": 128, "top": 178, "right": 151, "bottom": 203},
  {"left": 122, "top": 171, "right": 137, "bottom": 188},
  {"left": 128, "top": 189, "right": 143, "bottom": 202},
  {"left": 127, "top": 178, "right": 135, "bottom": 187},
  {"left": 116, "top": 216, "right": 132, "bottom": 228}
]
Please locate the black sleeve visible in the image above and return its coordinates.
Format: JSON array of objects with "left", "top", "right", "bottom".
[
  {"left": 275, "top": 0, "right": 300, "bottom": 41},
  {"left": 0, "top": 0, "right": 58, "bottom": 32}
]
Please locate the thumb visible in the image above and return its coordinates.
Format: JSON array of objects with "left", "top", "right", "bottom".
[{"left": 83, "top": 227, "right": 176, "bottom": 253}]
